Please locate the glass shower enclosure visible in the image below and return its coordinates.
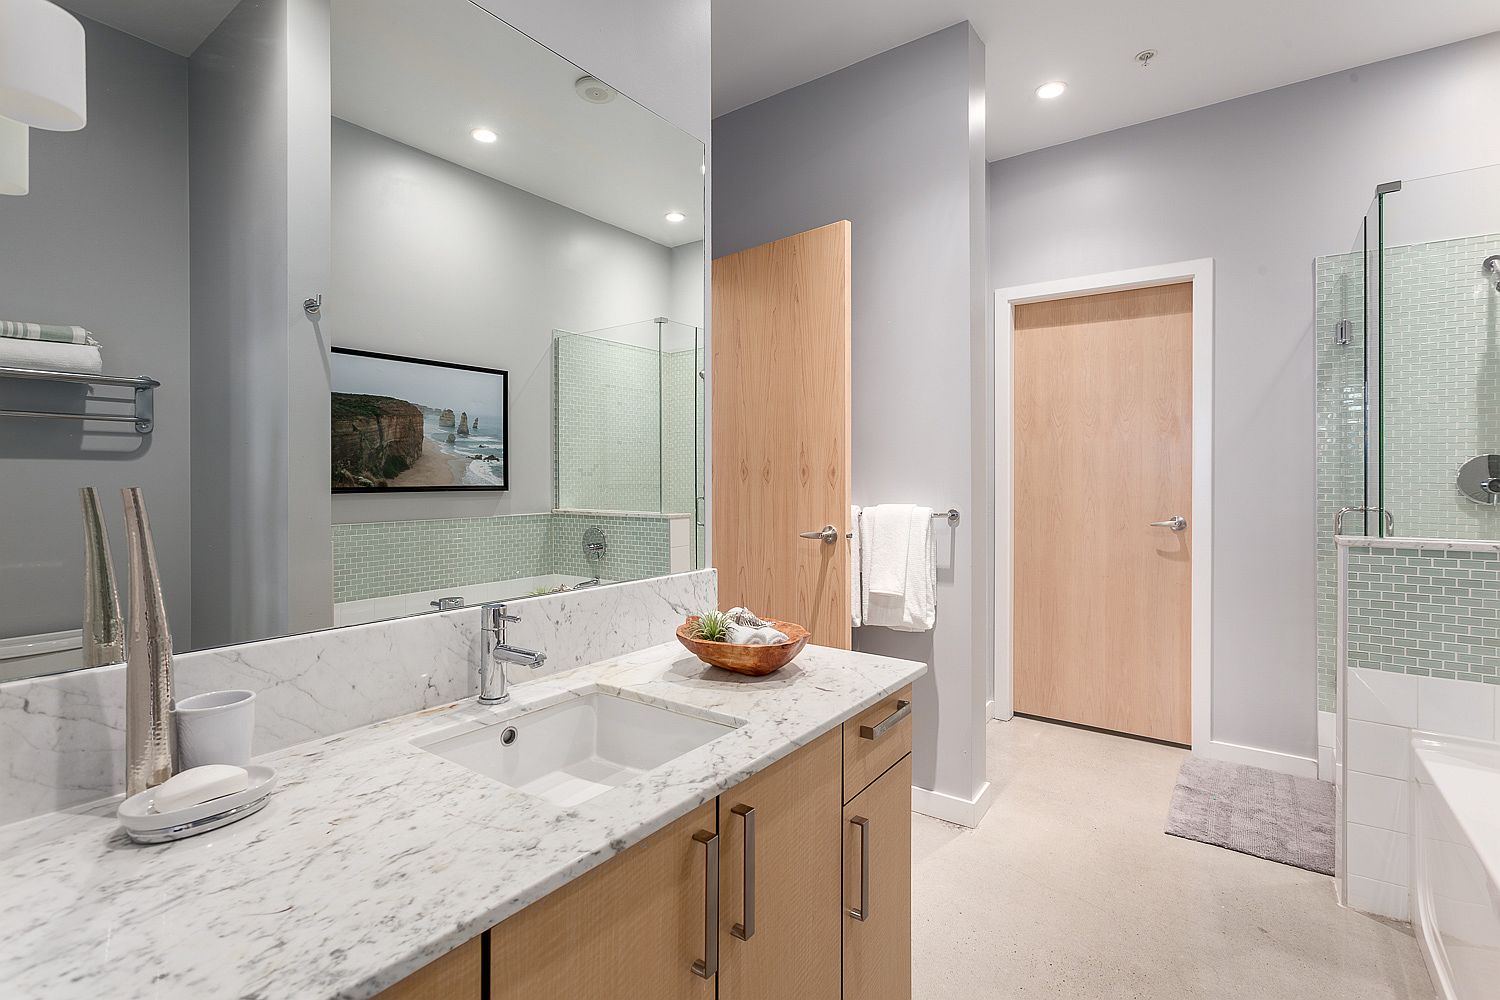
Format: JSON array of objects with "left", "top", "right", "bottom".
[
  {"left": 1315, "top": 163, "right": 1500, "bottom": 711},
  {"left": 553, "top": 318, "right": 706, "bottom": 568}
]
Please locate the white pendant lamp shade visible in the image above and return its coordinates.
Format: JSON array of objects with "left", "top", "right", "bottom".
[
  {"left": 0, "top": 117, "right": 27, "bottom": 196},
  {"left": 0, "top": 0, "right": 86, "bottom": 131}
]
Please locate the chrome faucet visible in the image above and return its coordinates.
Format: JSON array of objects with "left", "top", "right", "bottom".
[{"left": 478, "top": 602, "right": 547, "bottom": 705}]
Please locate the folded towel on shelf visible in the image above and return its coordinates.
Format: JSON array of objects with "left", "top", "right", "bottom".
[
  {"left": 850, "top": 505, "right": 863, "bottom": 628},
  {"left": 0, "top": 321, "right": 97, "bottom": 345},
  {"left": 860, "top": 504, "right": 937, "bottom": 632},
  {"left": 726, "top": 622, "right": 789, "bottom": 645},
  {"left": 0, "top": 338, "right": 102, "bottom": 374}
]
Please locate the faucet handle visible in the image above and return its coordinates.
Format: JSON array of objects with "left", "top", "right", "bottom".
[{"left": 481, "top": 602, "right": 521, "bottom": 627}]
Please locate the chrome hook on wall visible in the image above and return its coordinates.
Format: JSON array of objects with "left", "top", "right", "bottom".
[{"left": 302, "top": 294, "right": 322, "bottom": 316}]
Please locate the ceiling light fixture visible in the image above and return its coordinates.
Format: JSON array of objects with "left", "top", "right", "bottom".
[
  {"left": 0, "top": 117, "right": 28, "bottom": 196},
  {"left": 664, "top": 211, "right": 685, "bottom": 224},
  {"left": 0, "top": 0, "right": 87, "bottom": 131},
  {"left": 1034, "top": 81, "right": 1067, "bottom": 100},
  {"left": 470, "top": 127, "right": 498, "bottom": 144}
]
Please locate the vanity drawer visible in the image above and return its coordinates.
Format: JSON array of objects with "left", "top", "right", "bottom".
[{"left": 842, "top": 686, "right": 913, "bottom": 803}]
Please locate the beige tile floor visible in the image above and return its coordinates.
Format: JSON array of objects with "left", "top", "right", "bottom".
[{"left": 912, "top": 717, "right": 1435, "bottom": 999}]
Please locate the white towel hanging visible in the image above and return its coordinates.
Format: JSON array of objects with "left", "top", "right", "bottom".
[{"left": 860, "top": 504, "right": 936, "bottom": 631}]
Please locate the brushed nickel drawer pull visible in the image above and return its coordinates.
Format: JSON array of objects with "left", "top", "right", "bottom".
[
  {"left": 849, "top": 815, "right": 871, "bottom": 922},
  {"left": 731, "top": 804, "right": 756, "bottom": 941},
  {"left": 691, "top": 829, "right": 719, "bottom": 979},
  {"left": 858, "top": 699, "right": 911, "bottom": 741}
]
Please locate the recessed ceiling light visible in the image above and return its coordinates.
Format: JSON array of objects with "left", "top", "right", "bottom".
[
  {"left": 1034, "top": 81, "right": 1067, "bottom": 100},
  {"left": 664, "top": 211, "right": 686, "bottom": 224},
  {"left": 470, "top": 127, "right": 498, "bottom": 144}
]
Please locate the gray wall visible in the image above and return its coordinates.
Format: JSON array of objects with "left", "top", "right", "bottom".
[
  {"left": 988, "top": 31, "right": 1500, "bottom": 759},
  {"left": 328, "top": 119, "right": 682, "bottom": 522},
  {"left": 713, "top": 23, "right": 991, "bottom": 805},
  {"left": 0, "top": 20, "right": 191, "bottom": 650}
]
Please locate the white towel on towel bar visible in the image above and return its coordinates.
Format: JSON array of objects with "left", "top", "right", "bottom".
[
  {"left": 850, "top": 505, "right": 863, "bottom": 628},
  {"left": 860, "top": 504, "right": 936, "bottom": 631}
]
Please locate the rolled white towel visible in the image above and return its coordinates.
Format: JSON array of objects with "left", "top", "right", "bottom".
[
  {"left": 0, "top": 338, "right": 102, "bottom": 374},
  {"left": 726, "top": 622, "right": 789, "bottom": 645}
]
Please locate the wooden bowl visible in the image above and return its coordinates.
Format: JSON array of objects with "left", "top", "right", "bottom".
[{"left": 675, "top": 617, "right": 811, "bottom": 676}]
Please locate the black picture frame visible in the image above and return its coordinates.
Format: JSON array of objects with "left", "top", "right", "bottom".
[{"left": 330, "top": 347, "right": 509, "bottom": 493}]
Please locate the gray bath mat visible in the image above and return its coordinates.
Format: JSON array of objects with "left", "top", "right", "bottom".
[{"left": 1165, "top": 756, "right": 1335, "bottom": 875}]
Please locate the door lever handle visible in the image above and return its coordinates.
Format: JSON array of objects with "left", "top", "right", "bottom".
[
  {"left": 1149, "top": 516, "right": 1187, "bottom": 532},
  {"left": 798, "top": 525, "right": 839, "bottom": 545}
]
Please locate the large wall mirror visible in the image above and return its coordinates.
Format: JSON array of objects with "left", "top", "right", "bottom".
[{"left": 0, "top": 0, "right": 707, "bottom": 682}]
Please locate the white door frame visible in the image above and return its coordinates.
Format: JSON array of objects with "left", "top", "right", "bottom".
[{"left": 994, "top": 259, "right": 1215, "bottom": 756}]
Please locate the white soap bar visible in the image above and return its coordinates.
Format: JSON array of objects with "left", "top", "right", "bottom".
[{"left": 150, "top": 764, "right": 250, "bottom": 814}]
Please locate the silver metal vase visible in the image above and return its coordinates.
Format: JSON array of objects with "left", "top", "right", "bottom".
[
  {"left": 122, "top": 487, "right": 175, "bottom": 795},
  {"left": 80, "top": 488, "right": 124, "bottom": 668}
]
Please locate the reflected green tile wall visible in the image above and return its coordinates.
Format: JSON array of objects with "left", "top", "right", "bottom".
[
  {"left": 333, "top": 511, "right": 674, "bottom": 602},
  {"left": 661, "top": 348, "right": 698, "bottom": 516},
  {"left": 554, "top": 333, "right": 662, "bottom": 512},
  {"left": 1347, "top": 546, "right": 1500, "bottom": 685}
]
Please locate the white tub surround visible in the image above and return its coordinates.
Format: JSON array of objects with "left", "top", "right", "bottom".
[
  {"left": 0, "top": 641, "right": 925, "bottom": 1000},
  {"left": 1336, "top": 536, "right": 1500, "bottom": 918},
  {"left": 1412, "top": 734, "right": 1500, "bottom": 1000},
  {"left": 0, "top": 570, "right": 716, "bottom": 825}
]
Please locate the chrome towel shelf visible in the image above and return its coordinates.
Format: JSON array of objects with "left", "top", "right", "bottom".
[{"left": 0, "top": 365, "right": 160, "bottom": 434}]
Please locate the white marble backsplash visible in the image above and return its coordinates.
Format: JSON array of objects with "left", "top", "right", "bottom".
[{"left": 0, "top": 570, "right": 716, "bottom": 826}]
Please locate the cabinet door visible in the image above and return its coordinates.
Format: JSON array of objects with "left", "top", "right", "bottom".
[
  {"left": 489, "top": 801, "right": 718, "bottom": 1000},
  {"left": 374, "top": 936, "right": 480, "bottom": 1000},
  {"left": 718, "top": 729, "right": 842, "bottom": 1000},
  {"left": 843, "top": 753, "right": 912, "bottom": 1000}
]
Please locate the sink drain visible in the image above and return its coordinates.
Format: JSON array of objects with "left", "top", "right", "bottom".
[{"left": 500, "top": 726, "right": 518, "bottom": 746}]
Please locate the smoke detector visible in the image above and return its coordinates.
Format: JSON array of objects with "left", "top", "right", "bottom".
[{"left": 575, "top": 76, "right": 617, "bottom": 104}]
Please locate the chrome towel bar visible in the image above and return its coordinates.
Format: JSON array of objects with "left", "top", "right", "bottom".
[{"left": 0, "top": 365, "right": 160, "bottom": 434}]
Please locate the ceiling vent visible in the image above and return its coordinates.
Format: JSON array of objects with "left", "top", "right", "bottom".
[{"left": 574, "top": 75, "right": 617, "bottom": 104}]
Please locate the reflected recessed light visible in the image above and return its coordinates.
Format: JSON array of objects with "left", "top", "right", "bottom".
[
  {"left": 470, "top": 127, "right": 498, "bottom": 144},
  {"left": 664, "top": 211, "right": 686, "bottom": 223},
  {"left": 1034, "top": 81, "right": 1067, "bottom": 100}
]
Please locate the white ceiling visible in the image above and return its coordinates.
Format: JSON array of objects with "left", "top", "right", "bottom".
[
  {"left": 713, "top": 0, "right": 1500, "bottom": 161},
  {"left": 333, "top": 0, "right": 704, "bottom": 248},
  {"left": 61, "top": 0, "right": 237, "bottom": 56}
]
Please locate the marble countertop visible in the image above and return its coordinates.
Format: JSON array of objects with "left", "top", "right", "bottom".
[{"left": 0, "top": 641, "right": 925, "bottom": 1000}]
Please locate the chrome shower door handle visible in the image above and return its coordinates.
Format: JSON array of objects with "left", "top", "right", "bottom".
[
  {"left": 1150, "top": 516, "right": 1187, "bottom": 532},
  {"left": 799, "top": 525, "right": 839, "bottom": 545}
]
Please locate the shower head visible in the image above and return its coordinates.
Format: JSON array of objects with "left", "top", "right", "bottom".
[{"left": 1486, "top": 255, "right": 1500, "bottom": 292}]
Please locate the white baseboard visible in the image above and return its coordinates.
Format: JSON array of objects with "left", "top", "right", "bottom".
[
  {"left": 1318, "top": 710, "right": 1336, "bottom": 749},
  {"left": 986, "top": 698, "right": 1012, "bottom": 721},
  {"left": 911, "top": 780, "right": 994, "bottom": 829},
  {"left": 1195, "top": 738, "right": 1319, "bottom": 779}
]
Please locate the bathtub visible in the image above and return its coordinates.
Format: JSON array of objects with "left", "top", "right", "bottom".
[{"left": 1412, "top": 734, "right": 1500, "bottom": 1000}]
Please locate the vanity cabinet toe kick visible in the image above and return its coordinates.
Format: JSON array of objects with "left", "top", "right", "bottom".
[{"left": 375, "top": 685, "right": 915, "bottom": 1000}]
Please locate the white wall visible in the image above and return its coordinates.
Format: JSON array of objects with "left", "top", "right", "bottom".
[
  {"left": 988, "top": 32, "right": 1500, "bottom": 761},
  {"left": 328, "top": 120, "right": 680, "bottom": 521},
  {"left": 713, "top": 23, "right": 991, "bottom": 813}
]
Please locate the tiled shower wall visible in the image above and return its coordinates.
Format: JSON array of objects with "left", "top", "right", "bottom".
[
  {"left": 1380, "top": 233, "right": 1500, "bottom": 541},
  {"left": 1315, "top": 231, "right": 1500, "bottom": 711},
  {"left": 333, "top": 511, "right": 673, "bottom": 602},
  {"left": 1315, "top": 250, "right": 1367, "bottom": 712}
]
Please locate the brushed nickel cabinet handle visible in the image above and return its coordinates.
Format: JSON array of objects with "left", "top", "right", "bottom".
[
  {"left": 731, "top": 804, "right": 756, "bottom": 941},
  {"left": 858, "top": 699, "right": 911, "bottom": 741},
  {"left": 849, "top": 815, "right": 871, "bottom": 922},
  {"left": 691, "top": 829, "right": 719, "bottom": 979}
]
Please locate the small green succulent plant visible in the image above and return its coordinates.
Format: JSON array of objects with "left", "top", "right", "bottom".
[{"left": 689, "top": 609, "right": 731, "bottom": 642}]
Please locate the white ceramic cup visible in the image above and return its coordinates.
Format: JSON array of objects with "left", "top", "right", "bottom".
[{"left": 174, "top": 690, "right": 256, "bottom": 769}]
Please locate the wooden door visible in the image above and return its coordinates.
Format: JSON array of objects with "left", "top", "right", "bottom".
[
  {"left": 718, "top": 730, "right": 842, "bottom": 1000},
  {"left": 489, "top": 801, "right": 717, "bottom": 1000},
  {"left": 842, "top": 753, "right": 912, "bottom": 1000},
  {"left": 1013, "top": 282, "right": 1193, "bottom": 744},
  {"left": 712, "top": 221, "right": 853, "bottom": 648}
]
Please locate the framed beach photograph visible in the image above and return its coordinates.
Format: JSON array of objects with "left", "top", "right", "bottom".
[{"left": 330, "top": 348, "right": 508, "bottom": 492}]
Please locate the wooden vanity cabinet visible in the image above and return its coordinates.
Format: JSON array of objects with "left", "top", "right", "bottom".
[
  {"left": 488, "top": 801, "right": 718, "bottom": 1000},
  {"left": 378, "top": 695, "right": 914, "bottom": 1000},
  {"left": 717, "top": 728, "right": 843, "bottom": 1000},
  {"left": 372, "top": 936, "right": 480, "bottom": 1000}
]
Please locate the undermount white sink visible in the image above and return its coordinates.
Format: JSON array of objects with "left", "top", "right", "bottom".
[{"left": 415, "top": 693, "right": 737, "bottom": 807}]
